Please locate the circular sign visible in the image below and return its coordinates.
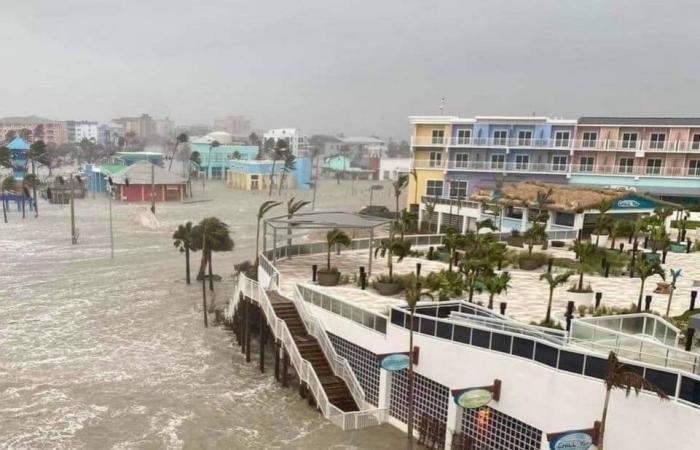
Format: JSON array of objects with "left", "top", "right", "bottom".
[
  {"left": 549, "top": 432, "right": 593, "bottom": 450},
  {"left": 455, "top": 388, "right": 493, "bottom": 409},
  {"left": 380, "top": 354, "right": 410, "bottom": 372}
]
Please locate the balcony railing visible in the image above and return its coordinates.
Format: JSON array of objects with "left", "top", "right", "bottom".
[
  {"left": 572, "top": 139, "right": 700, "bottom": 152},
  {"left": 446, "top": 160, "right": 570, "bottom": 174},
  {"left": 420, "top": 195, "right": 481, "bottom": 210},
  {"left": 570, "top": 164, "right": 700, "bottom": 178}
]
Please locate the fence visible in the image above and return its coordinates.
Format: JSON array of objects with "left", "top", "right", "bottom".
[{"left": 297, "top": 284, "right": 388, "bottom": 334}]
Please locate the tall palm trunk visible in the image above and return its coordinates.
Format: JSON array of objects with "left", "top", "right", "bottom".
[
  {"left": 407, "top": 310, "right": 415, "bottom": 450},
  {"left": 208, "top": 250, "right": 214, "bottom": 291},
  {"left": 200, "top": 235, "right": 208, "bottom": 327},
  {"left": 599, "top": 387, "right": 612, "bottom": 450},
  {"left": 545, "top": 288, "right": 554, "bottom": 322},
  {"left": 268, "top": 160, "right": 277, "bottom": 196},
  {"left": 31, "top": 160, "right": 38, "bottom": 217},
  {"left": 2, "top": 191, "right": 7, "bottom": 223},
  {"left": 578, "top": 270, "right": 584, "bottom": 291},
  {"left": 168, "top": 142, "right": 178, "bottom": 171},
  {"left": 326, "top": 246, "right": 331, "bottom": 271},
  {"left": 637, "top": 279, "right": 646, "bottom": 311},
  {"left": 488, "top": 293, "right": 495, "bottom": 309},
  {"left": 185, "top": 247, "right": 191, "bottom": 284},
  {"left": 255, "top": 218, "right": 262, "bottom": 267},
  {"left": 278, "top": 172, "right": 286, "bottom": 196}
]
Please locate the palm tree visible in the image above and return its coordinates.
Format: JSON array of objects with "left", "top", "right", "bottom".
[
  {"left": 392, "top": 174, "right": 409, "bottom": 221},
  {"left": 204, "top": 140, "right": 221, "bottom": 186},
  {"left": 168, "top": 133, "right": 188, "bottom": 171},
  {"left": 573, "top": 241, "right": 597, "bottom": 292},
  {"left": 285, "top": 197, "right": 310, "bottom": 253},
  {"left": 268, "top": 140, "right": 288, "bottom": 196},
  {"left": 324, "top": 228, "right": 351, "bottom": 271},
  {"left": 409, "top": 168, "right": 418, "bottom": 206},
  {"left": 482, "top": 271, "right": 511, "bottom": 309},
  {"left": 0, "top": 146, "right": 11, "bottom": 169},
  {"left": 598, "top": 351, "right": 668, "bottom": 450},
  {"left": 540, "top": 271, "right": 574, "bottom": 322},
  {"left": 28, "top": 140, "right": 46, "bottom": 217},
  {"left": 524, "top": 222, "right": 546, "bottom": 254},
  {"left": 191, "top": 217, "right": 234, "bottom": 291},
  {"left": 397, "top": 211, "right": 417, "bottom": 240},
  {"left": 460, "top": 257, "right": 491, "bottom": 302},
  {"left": 635, "top": 258, "right": 665, "bottom": 312},
  {"left": 374, "top": 237, "right": 412, "bottom": 282},
  {"left": 424, "top": 194, "right": 438, "bottom": 232},
  {"left": 255, "top": 200, "right": 282, "bottom": 268},
  {"left": 608, "top": 219, "right": 622, "bottom": 250},
  {"left": 428, "top": 269, "right": 463, "bottom": 301},
  {"left": 442, "top": 227, "right": 466, "bottom": 272},
  {"left": 593, "top": 199, "right": 614, "bottom": 246},
  {"left": 665, "top": 268, "right": 682, "bottom": 317},
  {"left": 278, "top": 151, "right": 297, "bottom": 195},
  {"left": 1, "top": 175, "right": 16, "bottom": 223},
  {"left": 404, "top": 279, "right": 434, "bottom": 450},
  {"left": 173, "top": 221, "right": 195, "bottom": 284}
]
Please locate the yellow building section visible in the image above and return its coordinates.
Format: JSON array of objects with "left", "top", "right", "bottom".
[
  {"left": 414, "top": 123, "right": 451, "bottom": 140},
  {"left": 226, "top": 171, "right": 296, "bottom": 191},
  {"left": 407, "top": 168, "right": 446, "bottom": 208}
]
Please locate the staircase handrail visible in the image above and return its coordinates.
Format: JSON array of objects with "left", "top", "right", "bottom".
[{"left": 292, "top": 283, "right": 369, "bottom": 410}]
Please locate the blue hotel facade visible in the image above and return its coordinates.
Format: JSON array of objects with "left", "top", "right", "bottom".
[
  {"left": 226, "top": 158, "right": 312, "bottom": 191},
  {"left": 7, "top": 137, "right": 30, "bottom": 180}
]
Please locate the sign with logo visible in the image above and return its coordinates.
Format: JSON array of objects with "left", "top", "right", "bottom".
[
  {"left": 548, "top": 431, "right": 593, "bottom": 450},
  {"left": 454, "top": 388, "right": 493, "bottom": 409},
  {"left": 612, "top": 195, "right": 657, "bottom": 210},
  {"left": 380, "top": 353, "right": 410, "bottom": 372}
]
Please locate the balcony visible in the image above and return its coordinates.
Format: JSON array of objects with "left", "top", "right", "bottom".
[
  {"left": 412, "top": 159, "right": 446, "bottom": 170},
  {"left": 411, "top": 136, "right": 573, "bottom": 148},
  {"left": 411, "top": 136, "right": 447, "bottom": 147},
  {"left": 572, "top": 139, "right": 700, "bottom": 153},
  {"left": 446, "top": 160, "right": 570, "bottom": 174},
  {"left": 420, "top": 195, "right": 481, "bottom": 210},
  {"left": 570, "top": 164, "right": 700, "bottom": 178}
]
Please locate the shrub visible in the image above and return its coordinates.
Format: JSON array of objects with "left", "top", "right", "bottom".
[
  {"left": 578, "top": 303, "right": 641, "bottom": 317},
  {"left": 517, "top": 251, "right": 548, "bottom": 269},
  {"left": 551, "top": 240, "right": 566, "bottom": 248},
  {"left": 568, "top": 282, "right": 593, "bottom": 293},
  {"left": 552, "top": 257, "right": 577, "bottom": 270},
  {"left": 507, "top": 236, "right": 525, "bottom": 248},
  {"left": 531, "top": 319, "right": 564, "bottom": 330}
]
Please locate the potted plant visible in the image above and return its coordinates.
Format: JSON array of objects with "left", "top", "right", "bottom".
[
  {"left": 568, "top": 241, "right": 596, "bottom": 300},
  {"left": 317, "top": 228, "right": 351, "bottom": 286},
  {"left": 373, "top": 237, "right": 412, "bottom": 295},
  {"left": 518, "top": 251, "right": 547, "bottom": 270}
]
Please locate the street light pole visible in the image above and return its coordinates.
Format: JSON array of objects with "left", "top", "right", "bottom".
[{"left": 70, "top": 174, "right": 77, "bottom": 245}]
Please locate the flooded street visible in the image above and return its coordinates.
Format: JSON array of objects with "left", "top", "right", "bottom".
[{"left": 0, "top": 179, "right": 407, "bottom": 450}]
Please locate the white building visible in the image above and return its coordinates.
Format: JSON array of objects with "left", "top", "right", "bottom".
[
  {"left": 340, "top": 136, "right": 387, "bottom": 158},
  {"left": 379, "top": 158, "right": 411, "bottom": 181},
  {"left": 263, "top": 128, "right": 309, "bottom": 156},
  {"left": 66, "top": 120, "right": 99, "bottom": 142}
]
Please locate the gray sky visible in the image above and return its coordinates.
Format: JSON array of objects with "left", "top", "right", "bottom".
[{"left": 2, "top": 0, "right": 700, "bottom": 138}]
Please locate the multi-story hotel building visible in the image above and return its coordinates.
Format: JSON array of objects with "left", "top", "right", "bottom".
[
  {"left": 0, "top": 119, "right": 67, "bottom": 145},
  {"left": 408, "top": 115, "right": 700, "bottom": 232}
]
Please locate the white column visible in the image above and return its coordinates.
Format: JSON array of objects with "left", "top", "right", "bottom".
[
  {"left": 378, "top": 369, "right": 391, "bottom": 410},
  {"left": 444, "top": 398, "right": 463, "bottom": 450},
  {"left": 462, "top": 214, "right": 468, "bottom": 234},
  {"left": 436, "top": 212, "right": 443, "bottom": 233},
  {"left": 520, "top": 207, "right": 529, "bottom": 232}
]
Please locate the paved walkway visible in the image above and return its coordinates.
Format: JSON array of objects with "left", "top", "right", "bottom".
[{"left": 272, "top": 245, "right": 700, "bottom": 325}]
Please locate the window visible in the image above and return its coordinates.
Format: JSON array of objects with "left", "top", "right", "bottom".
[
  {"left": 455, "top": 153, "right": 469, "bottom": 168},
  {"left": 554, "top": 212, "right": 575, "bottom": 227},
  {"left": 552, "top": 155, "right": 568, "bottom": 171},
  {"left": 449, "top": 180, "right": 468, "bottom": 199},
  {"left": 689, "top": 160, "right": 700, "bottom": 176},
  {"left": 618, "top": 157, "right": 634, "bottom": 174},
  {"left": 517, "top": 130, "right": 532, "bottom": 146},
  {"left": 515, "top": 155, "right": 529, "bottom": 170},
  {"left": 554, "top": 131, "right": 570, "bottom": 147},
  {"left": 491, "top": 154, "right": 505, "bottom": 169},
  {"left": 456, "top": 129, "right": 471, "bottom": 145},
  {"left": 582, "top": 132, "right": 597, "bottom": 148},
  {"left": 646, "top": 158, "right": 662, "bottom": 175},
  {"left": 425, "top": 180, "right": 443, "bottom": 197},
  {"left": 649, "top": 133, "right": 666, "bottom": 150},
  {"left": 431, "top": 129, "right": 445, "bottom": 145},
  {"left": 692, "top": 134, "right": 700, "bottom": 150},
  {"left": 493, "top": 130, "right": 508, "bottom": 146},
  {"left": 621, "top": 132, "right": 638, "bottom": 149},
  {"left": 429, "top": 151, "right": 442, "bottom": 168},
  {"left": 579, "top": 156, "right": 595, "bottom": 172}
]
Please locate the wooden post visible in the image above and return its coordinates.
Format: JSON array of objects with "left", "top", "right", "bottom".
[
  {"left": 245, "top": 302, "right": 252, "bottom": 363},
  {"left": 281, "top": 348, "right": 289, "bottom": 387},
  {"left": 259, "top": 313, "right": 266, "bottom": 373},
  {"left": 299, "top": 382, "right": 307, "bottom": 399},
  {"left": 274, "top": 341, "right": 281, "bottom": 381}
]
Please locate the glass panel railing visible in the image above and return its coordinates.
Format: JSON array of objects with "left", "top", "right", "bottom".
[{"left": 297, "top": 284, "right": 387, "bottom": 334}]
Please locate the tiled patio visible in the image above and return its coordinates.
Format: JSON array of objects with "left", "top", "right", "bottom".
[{"left": 272, "top": 246, "right": 700, "bottom": 325}]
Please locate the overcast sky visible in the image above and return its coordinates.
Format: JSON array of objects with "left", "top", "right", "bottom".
[{"left": 2, "top": 0, "right": 700, "bottom": 138}]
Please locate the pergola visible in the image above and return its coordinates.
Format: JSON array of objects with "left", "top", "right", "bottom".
[{"left": 263, "top": 211, "right": 393, "bottom": 275}]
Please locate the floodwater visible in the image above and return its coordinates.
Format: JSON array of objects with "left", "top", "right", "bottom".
[{"left": 0, "top": 178, "right": 407, "bottom": 450}]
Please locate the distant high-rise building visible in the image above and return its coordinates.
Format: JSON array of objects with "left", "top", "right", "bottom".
[
  {"left": 155, "top": 117, "right": 175, "bottom": 138},
  {"left": 263, "top": 128, "right": 309, "bottom": 156},
  {"left": 0, "top": 117, "right": 67, "bottom": 145},
  {"left": 214, "top": 115, "right": 251, "bottom": 138},
  {"left": 98, "top": 122, "right": 125, "bottom": 147},
  {"left": 112, "top": 114, "right": 156, "bottom": 137},
  {"left": 65, "top": 120, "right": 99, "bottom": 142}
]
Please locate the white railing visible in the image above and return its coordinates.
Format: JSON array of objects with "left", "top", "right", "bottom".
[
  {"left": 411, "top": 136, "right": 574, "bottom": 148},
  {"left": 292, "top": 284, "right": 374, "bottom": 411},
  {"left": 570, "top": 164, "right": 700, "bottom": 178},
  {"left": 259, "top": 253, "right": 280, "bottom": 288},
  {"left": 446, "top": 160, "right": 570, "bottom": 174},
  {"left": 572, "top": 138, "right": 700, "bottom": 152},
  {"left": 420, "top": 195, "right": 481, "bottom": 210}
]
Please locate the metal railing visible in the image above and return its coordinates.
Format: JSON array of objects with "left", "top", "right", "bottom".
[
  {"left": 259, "top": 253, "right": 280, "bottom": 288},
  {"left": 411, "top": 136, "right": 574, "bottom": 148},
  {"left": 570, "top": 164, "right": 700, "bottom": 178},
  {"left": 572, "top": 138, "right": 700, "bottom": 152},
  {"left": 420, "top": 195, "right": 481, "bottom": 210},
  {"left": 292, "top": 284, "right": 381, "bottom": 413},
  {"left": 297, "top": 284, "right": 388, "bottom": 334},
  {"left": 390, "top": 301, "right": 700, "bottom": 408},
  {"left": 445, "top": 160, "right": 570, "bottom": 173}
]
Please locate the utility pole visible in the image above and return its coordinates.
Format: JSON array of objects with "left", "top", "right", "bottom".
[
  {"left": 150, "top": 163, "right": 156, "bottom": 215},
  {"left": 70, "top": 174, "right": 77, "bottom": 244},
  {"left": 107, "top": 181, "right": 114, "bottom": 259}
]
